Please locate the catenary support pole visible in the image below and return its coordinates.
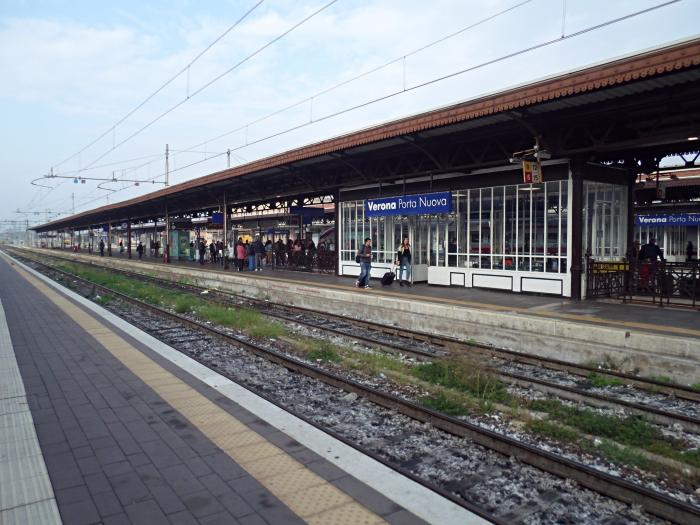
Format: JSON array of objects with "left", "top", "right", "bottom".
[
  {"left": 127, "top": 220, "right": 132, "bottom": 259},
  {"left": 223, "top": 193, "right": 229, "bottom": 269}
]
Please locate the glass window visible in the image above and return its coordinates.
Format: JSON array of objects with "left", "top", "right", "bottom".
[
  {"left": 518, "top": 187, "right": 531, "bottom": 271},
  {"left": 469, "top": 190, "right": 481, "bottom": 268},
  {"left": 481, "top": 188, "right": 492, "bottom": 269},
  {"left": 492, "top": 187, "right": 504, "bottom": 270},
  {"left": 505, "top": 185, "right": 517, "bottom": 270},
  {"left": 545, "top": 181, "right": 561, "bottom": 273},
  {"left": 532, "top": 183, "right": 545, "bottom": 272},
  {"left": 582, "top": 181, "right": 628, "bottom": 261}
]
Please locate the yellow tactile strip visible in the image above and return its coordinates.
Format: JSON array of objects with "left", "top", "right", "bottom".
[{"left": 12, "top": 263, "right": 387, "bottom": 525}]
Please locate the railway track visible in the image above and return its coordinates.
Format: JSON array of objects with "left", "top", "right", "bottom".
[
  {"left": 7, "top": 248, "right": 700, "bottom": 525},
  {"left": 15, "top": 248, "right": 700, "bottom": 436}
]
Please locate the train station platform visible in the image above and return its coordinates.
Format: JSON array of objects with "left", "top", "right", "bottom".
[
  {"left": 0, "top": 253, "right": 479, "bottom": 524},
  {"left": 15, "top": 248, "right": 700, "bottom": 384}
]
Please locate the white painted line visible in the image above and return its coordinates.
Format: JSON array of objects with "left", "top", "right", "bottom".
[
  {"left": 0, "top": 297, "right": 62, "bottom": 524},
  {"left": 8, "top": 251, "right": 491, "bottom": 525}
]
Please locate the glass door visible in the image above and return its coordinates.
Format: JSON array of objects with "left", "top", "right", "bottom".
[{"left": 408, "top": 216, "right": 429, "bottom": 282}]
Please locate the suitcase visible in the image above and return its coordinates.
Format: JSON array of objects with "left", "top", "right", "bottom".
[{"left": 381, "top": 271, "right": 395, "bottom": 286}]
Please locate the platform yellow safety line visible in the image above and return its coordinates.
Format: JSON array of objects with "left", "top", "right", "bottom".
[
  {"left": 11, "top": 263, "right": 387, "bottom": 525},
  {"left": 41, "top": 250, "right": 700, "bottom": 339}
]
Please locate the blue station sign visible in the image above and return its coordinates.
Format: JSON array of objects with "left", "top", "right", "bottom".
[
  {"left": 635, "top": 213, "right": 700, "bottom": 227},
  {"left": 365, "top": 192, "right": 452, "bottom": 217}
]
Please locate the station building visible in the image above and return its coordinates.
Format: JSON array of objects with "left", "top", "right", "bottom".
[{"left": 32, "top": 37, "right": 700, "bottom": 299}]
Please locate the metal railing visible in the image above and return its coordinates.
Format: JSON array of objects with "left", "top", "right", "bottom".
[
  {"left": 587, "top": 258, "right": 699, "bottom": 308},
  {"left": 275, "top": 249, "right": 336, "bottom": 274}
]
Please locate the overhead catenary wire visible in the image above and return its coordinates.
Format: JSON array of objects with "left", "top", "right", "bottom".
[
  {"left": 23, "top": 1, "right": 264, "bottom": 212},
  {"left": 52, "top": 0, "right": 265, "bottom": 171},
  {"left": 78, "top": 0, "right": 340, "bottom": 174},
  {"left": 50, "top": 0, "right": 683, "bottom": 218}
]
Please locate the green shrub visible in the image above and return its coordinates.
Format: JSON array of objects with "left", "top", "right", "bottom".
[
  {"left": 411, "top": 357, "right": 510, "bottom": 404},
  {"left": 419, "top": 392, "right": 470, "bottom": 416},
  {"left": 588, "top": 373, "right": 624, "bottom": 388},
  {"left": 306, "top": 341, "right": 342, "bottom": 363}
]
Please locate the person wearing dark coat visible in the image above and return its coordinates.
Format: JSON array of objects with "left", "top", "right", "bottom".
[{"left": 639, "top": 238, "right": 664, "bottom": 262}]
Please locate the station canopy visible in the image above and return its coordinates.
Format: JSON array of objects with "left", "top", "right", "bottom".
[{"left": 33, "top": 37, "right": 700, "bottom": 233}]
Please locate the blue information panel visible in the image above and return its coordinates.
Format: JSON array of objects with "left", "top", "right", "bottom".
[
  {"left": 365, "top": 192, "right": 452, "bottom": 217},
  {"left": 635, "top": 213, "right": 700, "bottom": 227}
]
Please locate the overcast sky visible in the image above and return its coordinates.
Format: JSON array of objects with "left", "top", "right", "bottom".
[{"left": 1, "top": 0, "right": 698, "bottom": 228}]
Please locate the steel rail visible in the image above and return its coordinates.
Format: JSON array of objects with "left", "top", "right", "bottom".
[
  {"left": 9, "top": 249, "right": 700, "bottom": 525},
  {"left": 18, "top": 248, "right": 700, "bottom": 434}
]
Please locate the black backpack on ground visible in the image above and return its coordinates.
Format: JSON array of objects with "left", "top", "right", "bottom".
[{"left": 381, "top": 269, "right": 395, "bottom": 286}]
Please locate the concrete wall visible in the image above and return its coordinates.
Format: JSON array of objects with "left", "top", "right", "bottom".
[{"left": 30, "top": 249, "right": 700, "bottom": 385}]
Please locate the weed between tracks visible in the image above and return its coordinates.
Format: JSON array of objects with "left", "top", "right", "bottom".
[
  {"left": 587, "top": 373, "right": 624, "bottom": 388},
  {"left": 529, "top": 399, "right": 700, "bottom": 469},
  {"left": 53, "top": 259, "right": 700, "bottom": 478}
]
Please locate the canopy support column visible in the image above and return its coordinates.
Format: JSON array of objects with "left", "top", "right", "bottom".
[
  {"left": 127, "top": 220, "right": 132, "bottom": 259},
  {"left": 165, "top": 205, "right": 170, "bottom": 263}
]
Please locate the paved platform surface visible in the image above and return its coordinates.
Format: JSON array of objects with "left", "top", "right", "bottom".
[
  {"left": 62, "top": 249, "right": 700, "bottom": 338},
  {"left": 0, "top": 254, "right": 453, "bottom": 525}
]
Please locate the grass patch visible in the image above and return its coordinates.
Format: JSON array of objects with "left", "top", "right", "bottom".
[
  {"left": 590, "top": 440, "right": 650, "bottom": 470},
  {"left": 305, "top": 341, "right": 342, "bottom": 363},
  {"left": 419, "top": 392, "right": 470, "bottom": 416},
  {"left": 196, "top": 304, "right": 285, "bottom": 339},
  {"left": 583, "top": 354, "right": 631, "bottom": 372},
  {"left": 528, "top": 398, "right": 700, "bottom": 470},
  {"left": 174, "top": 295, "right": 198, "bottom": 313},
  {"left": 345, "top": 351, "right": 407, "bottom": 375},
  {"left": 411, "top": 357, "right": 510, "bottom": 404},
  {"left": 95, "top": 294, "right": 113, "bottom": 306},
  {"left": 526, "top": 419, "right": 579, "bottom": 442},
  {"left": 650, "top": 375, "right": 673, "bottom": 384},
  {"left": 529, "top": 399, "right": 659, "bottom": 448},
  {"left": 57, "top": 262, "right": 288, "bottom": 340},
  {"left": 692, "top": 382, "right": 700, "bottom": 391},
  {"left": 587, "top": 373, "right": 624, "bottom": 388}
]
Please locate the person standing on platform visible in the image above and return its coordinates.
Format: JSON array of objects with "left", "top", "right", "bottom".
[
  {"left": 395, "top": 236, "right": 412, "bottom": 287},
  {"left": 247, "top": 240, "right": 255, "bottom": 271},
  {"left": 265, "top": 239, "right": 273, "bottom": 266},
  {"left": 236, "top": 240, "right": 246, "bottom": 271},
  {"left": 189, "top": 241, "right": 195, "bottom": 261},
  {"left": 99, "top": 239, "right": 105, "bottom": 257},
  {"left": 209, "top": 241, "right": 216, "bottom": 264},
  {"left": 687, "top": 241, "right": 695, "bottom": 262},
  {"left": 254, "top": 236, "right": 265, "bottom": 271},
  {"left": 119, "top": 240, "right": 124, "bottom": 254},
  {"left": 198, "top": 240, "right": 206, "bottom": 265},
  {"left": 640, "top": 237, "right": 664, "bottom": 262},
  {"left": 136, "top": 241, "right": 144, "bottom": 259},
  {"left": 356, "top": 238, "right": 372, "bottom": 289}
]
